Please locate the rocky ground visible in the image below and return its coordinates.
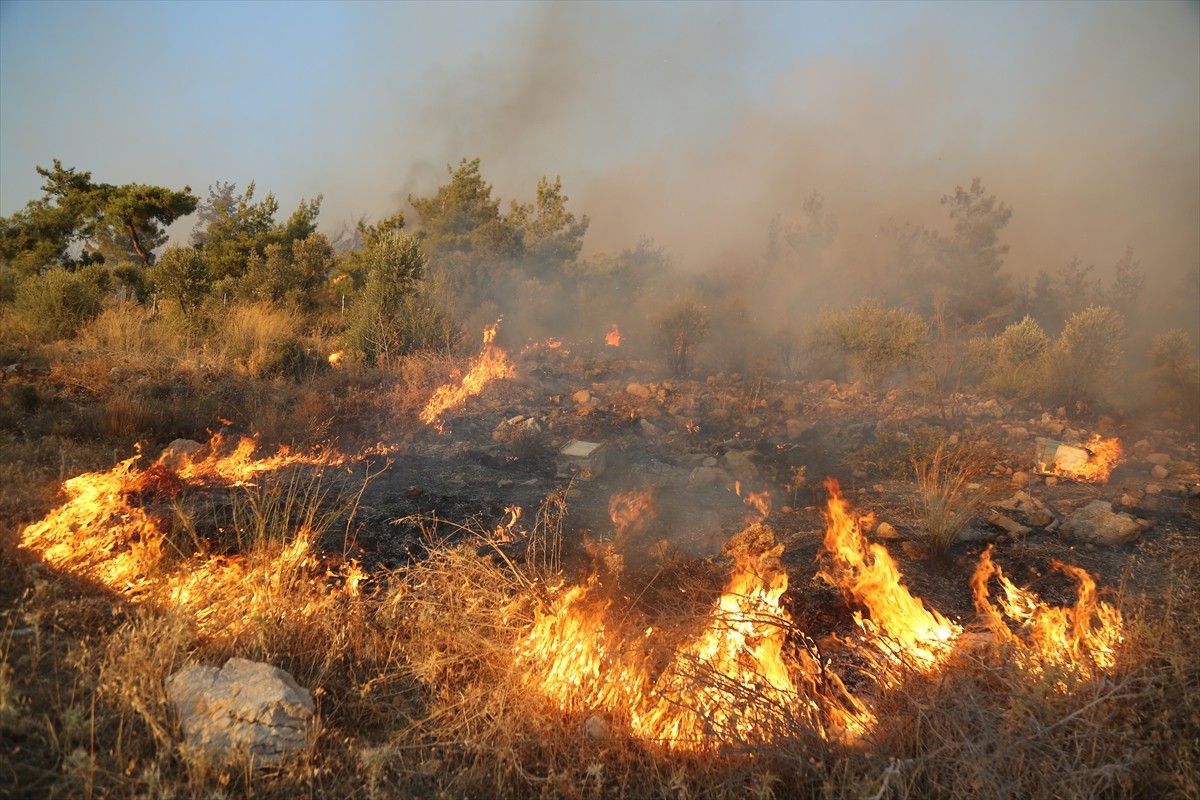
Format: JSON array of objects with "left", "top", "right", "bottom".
[{"left": 341, "top": 346, "right": 1200, "bottom": 631}]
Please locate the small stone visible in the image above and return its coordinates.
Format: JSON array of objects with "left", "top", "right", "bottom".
[
  {"left": 1044, "top": 476, "right": 1058, "bottom": 487},
  {"left": 497, "top": 479, "right": 513, "bottom": 489},
  {"left": 875, "top": 521, "right": 902, "bottom": 540},
  {"left": 626, "top": 382, "right": 651, "bottom": 399},
  {"left": 572, "top": 389, "right": 591, "bottom": 404},
  {"left": 1147, "top": 452, "right": 1173, "bottom": 466},
  {"left": 584, "top": 714, "right": 609, "bottom": 740},
  {"left": 1011, "top": 471, "right": 1030, "bottom": 488},
  {"left": 1144, "top": 483, "right": 1162, "bottom": 495},
  {"left": 639, "top": 418, "right": 661, "bottom": 437},
  {"left": 1059, "top": 500, "right": 1141, "bottom": 545},
  {"left": 1150, "top": 464, "right": 1170, "bottom": 480}
]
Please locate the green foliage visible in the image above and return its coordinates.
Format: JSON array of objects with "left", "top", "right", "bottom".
[
  {"left": 507, "top": 175, "right": 589, "bottom": 277},
  {"left": 977, "top": 316, "right": 1051, "bottom": 398},
  {"left": 1145, "top": 329, "right": 1200, "bottom": 420},
  {"left": 409, "top": 158, "right": 515, "bottom": 259},
  {"left": 1046, "top": 305, "right": 1125, "bottom": 409},
  {"left": 811, "top": 298, "right": 928, "bottom": 386},
  {"left": 0, "top": 160, "right": 197, "bottom": 275},
  {"left": 152, "top": 246, "right": 212, "bottom": 318},
  {"left": 241, "top": 233, "right": 335, "bottom": 309},
  {"left": 192, "top": 182, "right": 322, "bottom": 283},
  {"left": 654, "top": 296, "right": 709, "bottom": 377},
  {"left": 344, "top": 232, "right": 456, "bottom": 366},
  {"left": 927, "top": 178, "right": 1014, "bottom": 324},
  {"left": 10, "top": 267, "right": 104, "bottom": 341}
]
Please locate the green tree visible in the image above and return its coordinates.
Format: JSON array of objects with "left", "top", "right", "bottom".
[
  {"left": 152, "top": 246, "right": 212, "bottom": 318},
  {"left": 508, "top": 175, "right": 589, "bottom": 277},
  {"left": 409, "top": 158, "right": 517, "bottom": 258},
  {"left": 193, "top": 182, "right": 322, "bottom": 283},
  {"left": 0, "top": 160, "right": 197, "bottom": 274},
  {"left": 344, "top": 232, "right": 449, "bottom": 366},
  {"left": 927, "top": 178, "right": 1014, "bottom": 325},
  {"left": 242, "top": 233, "right": 335, "bottom": 309},
  {"left": 9, "top": 267, "right": 104, "bottom": 341}
]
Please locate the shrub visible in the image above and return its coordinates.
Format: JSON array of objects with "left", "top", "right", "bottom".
[
  {"left": 9, "top": 268, "right": 103, "bottom": 342},
  {"left": 654, "top": 296, "right": 709, "bottom": 377},
  {"left": 979, "top": 315, "right": 1050, "bottom": 398},
  {"left": 1046, "top": 305, "right": 1125, "bottom": 409},
  {"left": 1145, "top": 329, "right": 1200, "bottom": 421},
  {"left": 811, "top": 298, "right": 928, "bottom": 387}
]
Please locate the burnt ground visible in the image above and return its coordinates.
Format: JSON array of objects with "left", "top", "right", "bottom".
[{"left": 335, "top": 346, "right": 1200, "bottom": 642}]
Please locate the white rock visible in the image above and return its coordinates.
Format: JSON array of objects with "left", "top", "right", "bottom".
[
  {"left": 167, "top": 658, "right": 315, "bottom": 765},
  {"left": 1059, "top": 500, "right": 1141, "bottom": 546}
]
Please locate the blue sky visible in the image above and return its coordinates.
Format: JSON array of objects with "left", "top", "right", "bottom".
[{"left": 1, "top": 0, "right": 1197, "bottom": 282}]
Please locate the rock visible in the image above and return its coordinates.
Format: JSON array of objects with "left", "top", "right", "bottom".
[
  {"left": 1144, "top": 483, "right": 1162, "bottom": 495},
  {"left": 875, "top": 521, "right": 902, "bottom": 541},
  {"left": 166, "top": 658, "right": 315, "bottom": 765},
  {"left": 721, "top": 450, "right": 758, "bottom": 481},
  {"left": 1059, "top": 500, "right": 1141, "bottom": 545},
  {"left": 158, "top": 439, "right": 202, "bottom": 470},
  {"left": 584, "top": 714, "right": 610, "bottom": 740},
  {"left": 987, "top": 511, "right": 1031, "bottom": 537},
  {"left": 639, "top": 418, "right": 661, "bottom": 437},
  {"left": 571, "top": 389, "right": 591, "bottom": 405},
  {"left": 1150, "top": 464, "right": 1170, "bottom": 480},
  {"left": 1011, "top": 470, "right": 1030, "bottom": 488},
  {"left": 626, "top": 382, "right": 651, "bottom": 399},
  {"left": 1146, "top": 452, "right": 1172, "bottom": 466},
  {"left": 702, "top": 456, "right": 718, "bottom": 468},
  {"left": 497, "top": 479, "right": 513, "bottom": 489},
  {"left": 493, "top": 415, "right": 541, "bottom": 443},
  {"left": 689, "top": 466, "right": 718, "bottom": 487},
  {"left": 784, "top": 419, "right": 812, "bottom": 441},
  {"left": 994, "top": 491, "right": 1056, "bottom": 527}
]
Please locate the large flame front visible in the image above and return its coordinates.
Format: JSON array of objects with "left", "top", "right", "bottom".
[
  {"left": 516, "top": 524, "right": 871, "bottom": 749},
  {"left": 971, "top": 544, "right": 1123, "bottom": 687},
  {"left": 420, "top": 322, "right": 514, "bottom": 431},
  {"left": 817, "top": 479, "right": 960, "bottom": 676}
]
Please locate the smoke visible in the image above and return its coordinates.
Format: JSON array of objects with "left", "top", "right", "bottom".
[{"left": 379, "top": 2, "right": 1197, "bottom": 342}]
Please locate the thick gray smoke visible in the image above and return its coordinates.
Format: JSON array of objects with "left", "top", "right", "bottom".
[{"left": 384, "top": 2, "right": 1197, "bottom": 341}]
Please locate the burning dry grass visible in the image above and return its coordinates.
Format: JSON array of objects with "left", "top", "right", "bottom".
[{"left": 4, "top": 438, "right": 1198, "bottom": 799}]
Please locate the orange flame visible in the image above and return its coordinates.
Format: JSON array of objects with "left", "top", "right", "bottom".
[
  {"left": 1038, "top": 435, "right": 1124, "bottom": 483},
  {"left": 971, "top": 545, "right": 1123, "bottom": 687},
  {"left": 605, "top": 323, "right": 622, "bottom": 347},
  {"left": 516, "top": 522, "right": 872, "bottom": 749},
  {"left": 735, "top": 481, "right": 772, "bottom": 525},
  {"left": 420, "top": 322, "right": 514, "bottom": 431},
  {"left": 609, "top": 487, "right": 656, "bottom": 549},
  {"left": 19, "top": 434, "right": 348, "bottom": 628},
  {"left": 817, "top": 479, "right": 960, "bottom": 675},
  {"left": 328, "top": 350, "right": 344, "bottom": 367}
]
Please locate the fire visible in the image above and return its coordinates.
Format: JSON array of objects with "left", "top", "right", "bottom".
[
  {"left": 420, "top": 322, "right": 514, "bottom": 431},
  {"left": 328, "top": 350, "right": 344, "bottom": 367},
  {"left": 1074, "top": 435, "right": 1124, "bottom": 483},
  {"left": 609, "top": 486, "right": 656, "bottom": 550},
  {"left": 971, "top": 545, "right": 1123, "bottom": 686},
  {"left": 817, "top": 479, "right": 960, "bottom": 675},
  {"left": 19, "top": 434, "right": 351, "bottom": 631},
  {"left": 605, "top": 323, "right": 622, "bottom": 347},
  {"left": 735, "top": 481, "right": 772, "bottom": 525},
  {"left": 516, "top": 521, "right": 872, "bottom": 750}
]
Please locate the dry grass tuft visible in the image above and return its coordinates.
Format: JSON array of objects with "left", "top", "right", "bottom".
[{"left": 911, "top": 436, "right": 993, "bottom": 557}]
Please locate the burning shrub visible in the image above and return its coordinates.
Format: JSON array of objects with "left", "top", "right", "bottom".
[
  {"left": 809, "top": 299, "right": 927, "bottom": 387},
  {"left": 653, "top": 296, "right": 709, "bottom": 377}
]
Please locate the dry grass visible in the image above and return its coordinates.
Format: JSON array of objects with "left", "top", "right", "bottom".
[{"left": 911, "top": 436, "right": 993, "bottom": 557}]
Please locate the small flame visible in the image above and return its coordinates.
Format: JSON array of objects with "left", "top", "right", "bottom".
[
  {"left": 328, "top": 350, "right": 344, "bottom": 367},
  {"left": 609, "top": 487, "right": 656, "bottom": 549},
  {"left": 971, "top": 545, "right": 1123, "bottom": 687},
  {"left": 817, "top": 479, "right": 960, "bottom": 676},
  {"left": 1038, "top": 435, "right": 1123, "bottom": 483},
  {"left": 734, "top": 481, "right": 772, "bottom": 525},
  {"left": 605, "top": 323, "right": 623, "bottom": 347},
  {"left": 420, "top": 322, "right": 514, "bottom": 431}
]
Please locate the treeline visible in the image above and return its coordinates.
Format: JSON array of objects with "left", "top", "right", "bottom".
[{"left": 0, "top": 158, "right": 1196, "bottom": 422}]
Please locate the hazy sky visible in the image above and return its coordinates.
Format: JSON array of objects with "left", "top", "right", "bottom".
[{"left": 1, "top": 0, "right": 1197, "bottom": 284}]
